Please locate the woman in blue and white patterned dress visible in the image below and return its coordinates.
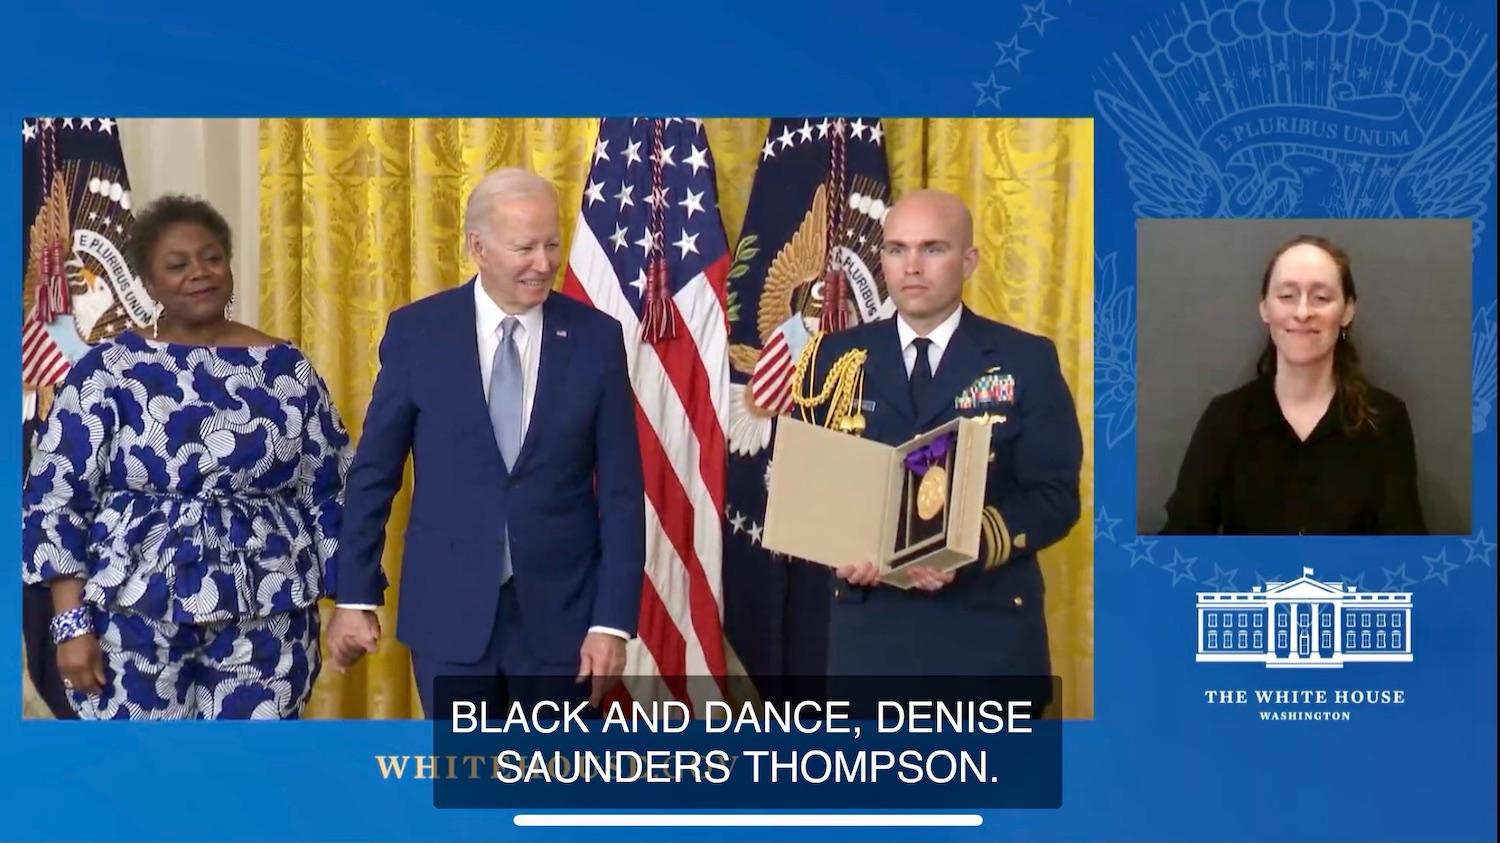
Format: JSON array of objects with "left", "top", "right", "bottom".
[{"left": 22, "top": 195, "right": 350, "bottom": 719}]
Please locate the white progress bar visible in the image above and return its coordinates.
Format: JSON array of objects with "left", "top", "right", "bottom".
[{"left": 514, "top": 814, "right": 984, "bottom": 827}]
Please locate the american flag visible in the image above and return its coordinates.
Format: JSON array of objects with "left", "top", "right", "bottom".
[
  {"left": 21, "top": 317, "right": 70, "bottom": 388},
  {"left": 562, "top": 118, "right": 730, "bottom": 704}
]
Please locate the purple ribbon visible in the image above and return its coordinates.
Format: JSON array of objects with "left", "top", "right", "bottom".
[{"left": 903, "top": 432, "right": 956, "bottom": 476}]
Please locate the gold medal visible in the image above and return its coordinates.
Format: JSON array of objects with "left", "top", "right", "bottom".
[{"left": 917, "top": 465, "right": 948, "bottom": 520}]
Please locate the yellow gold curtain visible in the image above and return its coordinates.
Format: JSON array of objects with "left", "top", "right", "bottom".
[{"left": 259, "top": 118, "right": 1093, "bottom": 720}]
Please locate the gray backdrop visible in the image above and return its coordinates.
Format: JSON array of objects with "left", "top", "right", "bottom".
[{"left": 1136, "top": 218, "right": 1472, "bottom": 535}]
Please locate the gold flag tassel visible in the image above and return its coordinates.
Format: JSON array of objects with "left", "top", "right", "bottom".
[{"left": 790, "top": 332, "right": 867, "bottom": 434}]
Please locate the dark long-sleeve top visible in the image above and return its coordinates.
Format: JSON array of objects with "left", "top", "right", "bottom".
[{"left": 1162, "top": 378, "right": 1426, "bottom": 535}]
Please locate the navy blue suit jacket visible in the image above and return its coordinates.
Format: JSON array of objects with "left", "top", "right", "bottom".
[
  {"left": 808, "top": 308, "right": 1082, "bottom": 678},
  {"left": 339, "top": 282, "right": 646, "bottom": 666}
]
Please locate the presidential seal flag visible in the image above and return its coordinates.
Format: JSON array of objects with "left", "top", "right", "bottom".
[
  {"left": 21, "top": 116, "right": 146, "bottom": 721},
  {"left": 21, "top": 117, "right": 150, "bottom": 422},
  {"left": 561, "top": 118, "right": 731, "bottom": 708},
  {"left": 722, "top": 117, "right": 892, "bottom": 685}
]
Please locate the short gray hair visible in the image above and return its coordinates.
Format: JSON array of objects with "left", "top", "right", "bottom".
[{"left": 463, "top": 168, "right": 558, "bottom": 236}]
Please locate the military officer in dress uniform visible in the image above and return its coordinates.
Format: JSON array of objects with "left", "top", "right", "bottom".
[{"left": 793, "top": 190, "right": 1082, "bottom": 685}]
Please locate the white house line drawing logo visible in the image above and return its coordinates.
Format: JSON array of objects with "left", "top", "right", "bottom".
[{"left": 1196, "top": 568, "right": 1412, "bottom": 668}]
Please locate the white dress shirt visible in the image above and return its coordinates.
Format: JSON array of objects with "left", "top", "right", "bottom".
[
  {"left": 340, "top": 279, "right": 629, "bottom": 642},
  {"left": 895, "top": 304, "right": 964, "bottom": 376},
  {"left": 473, "top": 277, "right": 541, "bottom": 438}
]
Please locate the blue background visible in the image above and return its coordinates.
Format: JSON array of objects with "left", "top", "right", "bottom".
[{"left": 4, "top": 1, "right": 1495, "bottom": 840}]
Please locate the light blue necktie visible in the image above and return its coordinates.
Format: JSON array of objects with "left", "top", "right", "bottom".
[{"left": 489, "top": 316, "right": 522, "bottom": 584}]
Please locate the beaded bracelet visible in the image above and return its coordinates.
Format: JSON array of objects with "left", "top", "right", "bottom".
[{"left": 49, "top": 606, "right": 92, "bottom": 644}]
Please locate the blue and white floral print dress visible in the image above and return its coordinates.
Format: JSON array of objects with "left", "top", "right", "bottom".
[
  {"left": 23, "top": 330, "right": 350, "bottom": 614},
  {"left": 22, "top": 331, "right": 350, "bottom": 718}
]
